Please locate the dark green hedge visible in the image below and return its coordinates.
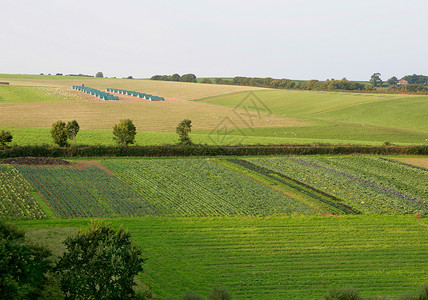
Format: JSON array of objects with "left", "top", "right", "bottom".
[{"left": 1, "top": 144, "right": 427, "bottom": 158}]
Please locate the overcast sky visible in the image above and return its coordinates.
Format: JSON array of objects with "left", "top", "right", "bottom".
[{"left": 1, "top": 0, "right": 427, "bottom": 81}]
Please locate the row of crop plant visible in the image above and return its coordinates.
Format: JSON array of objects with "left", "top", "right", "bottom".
[
  {"left": 106, "top": 88, "right": 165, "bottom": 101},
  {"left": 72, "top": 86, "right": 119, "bottom": 100}
]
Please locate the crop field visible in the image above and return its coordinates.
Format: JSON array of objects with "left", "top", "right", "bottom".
[
  {"left": 1, "top": 156, "right": 427, "bottom": 220},
  {"left": 0, "top": 74, "right": 427, "bottom": 146},
  {"left": 14, "top": 216, "right": 428, "bottom": 299}
]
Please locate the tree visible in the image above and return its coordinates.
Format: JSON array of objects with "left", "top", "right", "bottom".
[
  {"left": 180, "top": 74, "right": 197, "bottom": 83},
  {"left": 365, "top": 83, "right": 374, "bottom": 91},
  {"left": 127, "top": 76, "right": 133, "bottom": 79},
  {"left": 176, "top": 119, "right": 192, "bottom": 145},
  {"left": 370, "top": 72, "right": 382, "bottom": 87},
  {"left": 51, "top": 121, "right": 69, "bottom": 147},
  {"left": 208, "top": 286, "right": 231, "bottom": 300},
  {"left": 386, "top": 76, "right": 398, "bottom": 86},
  {"left": 66, "top": 120, "right": 80, "bottom": 145},
  {"left": 55, "top": 221, "right": 145, "bottom": 300},
  {"left": 0, "top": 222, "right": 52, "bottom": 299},
  {"left": 113, "top": 119, "right": 137, "bottom": 146},
  {"left": 201, "top": 78, "right": 213, "bottom": 84},
  {"left": 0, "top": 129, "right": 13, "bottom": 148},
  {"left": 96, "top": 72, "right": 104, "bottom": 78}
]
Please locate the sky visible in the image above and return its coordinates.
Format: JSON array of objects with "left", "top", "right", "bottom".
[{"left": 1, "top": 0, "right": 427, "bottom": 81}]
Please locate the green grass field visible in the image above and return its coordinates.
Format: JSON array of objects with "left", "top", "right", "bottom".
[{"left": 13, "top": 215, "right": 428, "bottom": 299}]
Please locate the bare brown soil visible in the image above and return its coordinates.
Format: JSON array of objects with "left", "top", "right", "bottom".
[{"left": 396, "top": 158, "right": 428, "bottom": 169}]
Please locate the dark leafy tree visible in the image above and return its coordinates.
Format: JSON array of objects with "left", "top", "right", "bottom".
[
  {"left": 180, "top": 74, "right": 197, "bottom": 83},
  {"left": 171, "top": 73, "right": 181, "bottom": 81},
  {"left": 176, "top": 119, "right": 192, "bottom": 145},
  {"left": 127, "top": 76, "right": 133, "bottom": 79},
  {"left": 402, "top": 74, "right": 428, "bottom": 85},
  {"left": 66, "top": 120, "right": 80, "bottom": 144},
  {"left": 51, "top": 121, "right": 69, "bottom": 147},
  {"left": 370, "top": 72, "right": 382, "bottom": 87},
  {"left": 0, "top": 222, "right": 52, "bottom": 299},
  {"left": 55, "top": 220, "right": 145, "bottom": 300},
  {"left": 201, "top": 78, "right": 213, "bottom": 84},
  {"left": 386, "top": 76, "right": 398, "bottom": 86},
  {"left": 0, "top": 129, "right": 13, "bottom": 148},
  {"left": 96, "top": 72, "right": 104, "bottom": 78},
  {"left": 113, "top": 119, "right": 137, "bottom": 146}
]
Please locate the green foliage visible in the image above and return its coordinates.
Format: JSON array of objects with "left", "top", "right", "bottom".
[
  {"left": 370, "top": 72, "right": 382, "bottom": 87},
  {"left": 55, "top": 220, "right": 145, "bottom": 300},
  {"left": 207, "top": 286, "right": 231, "bottom": 300},
  {"left": 0, "top": 222, "right": 52, "bottom": 299},
  {"left": 50, "top": 121, "right": 69, "bottom": 147},
  {"left": 0, "top": 129, "right": 13, "bottom": 147},
  {"left": 181, "top": 291, "right": 203, "bottom": 300},
  {"left": 402, "top": 74, "right": 428, "bottom": 85},
  {"left": 95, "top": 72, "right": 104, "bottom": 78},
  {"left": 323, "top": 286, "right": 361, "bottom": 300},
  {"left": 151, "top": 73, "right": 182, "bottom": 81},
  {"left": 66, "top": 120, "right": 79, "bottom": 144},
  {"left": 176, "top": 119, "right": 192, "bottom": 145},
  {"left": 365, "top": 83, "right": 374, "bottom": 90},
  {"left": 180, "top": 74, "right": 197, "bottom": 83},
  {"left": 419, "top": 283, "right": 428, "bottom": 300},
  {"left": 113, "top": 119, "right": 137, "bottom": 146},
  {"left": 386, "top": 76, "right": 399, "bottom": 86},
  {"left": 201, "top": 78, "right": 213, "bottom": 84}
]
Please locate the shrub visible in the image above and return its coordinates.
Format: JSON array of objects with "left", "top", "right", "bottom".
[
  {"left": 208, "top": 286, "right": 231, "bottom": 300},
  {"left": 96, "top": 72, "right": 104, "bottom": 78},
  {"left": 323, "top": 286, "right": 361, "bottom": 300},
  {"left": 419, "top": 283, "right": 428, "bottom": 300},
  {"left": 181, "top": 291, "right": 203, "bottom": 300},
  {"left": 50, "top": 121, "right": 69, "bottom": 147},
  {"left": 0, "top": 129, "right": 13, "bottom": 148}
]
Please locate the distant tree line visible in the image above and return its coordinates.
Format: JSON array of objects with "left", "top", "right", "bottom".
[
  {"left": 214, "top": 76, "right": 366, "bottom": 91},
  {"left": 151, "top": 73, "right": 197, "bottom": 83}
]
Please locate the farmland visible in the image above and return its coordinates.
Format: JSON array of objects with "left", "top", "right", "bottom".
[
  {"left": 0, "top": 74, "right": 427, "bottom": 146},
  {"left": 1, "top": 156, "right": 427, "bottom": 220},
  {"left": 15, "top": 215, "right": 428, "bottom": 299}
]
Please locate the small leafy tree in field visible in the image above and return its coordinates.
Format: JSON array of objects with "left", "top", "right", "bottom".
[
  {"left": 0, "top": 222, "right": 52, "bottom": 299},
  {"left": 176, "top": 119, "right": 192, "bottom": 145},
  {"left": 96, "top": 72, "right": 104, "bottom": 78},
  {"left": 113, "top": 119, "right": 137, "bottom": 146},
  {"left": 51, "top": 121, "right": 69, "bottom": 147},
  {"left": 55, "top": 220, "right": 145, "bottom": 300},
  {"left": 370, "top": 72, "right": 382, "bottom": 87},
  {"left": 0, "top": 129, "right": 13, "bottom": 148},
  {"left": 66, "top": 120, "right": 80, "bottom": 144}
]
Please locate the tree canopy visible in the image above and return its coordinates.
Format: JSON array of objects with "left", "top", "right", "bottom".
[
  {"left": 51, "top": 121, "right": 69, "bottom": 147},
  {"left": 55, "top": 221, "right": 145, "bottom": 300},
  {"left": 113, "top": 119, "right": 137, "bottom": 146},
  {"left": 176, "top": 119, "right": 192, "bottom": 145},
  {"left": 0, "top": 129, "right": 13, "bottom": 148},
  {"left": 66, "top": 120, "right": 80, "bottom": 144}
]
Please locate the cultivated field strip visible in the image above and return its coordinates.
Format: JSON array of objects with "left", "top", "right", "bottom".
[
  {"left": 0, "top": 165, "right": 46, "bottom": 219},
  {"left": 124, "top": 216, "right": 428, "bottom": 299},
  {"left": 15, "top": 165, "right": 159, "bottom": 218},
  {"left": 102, "top": 159, "right": 314, "bottom": 216}
]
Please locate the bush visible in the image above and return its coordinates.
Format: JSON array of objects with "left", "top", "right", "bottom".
[
  {"left": 181, "top": 291, "right": 203, "bottom": 300},
  {"left": 0, "top": 129, "right": 13, "bottom": 148},
  {"left": 419, "top": 283, "right": 428, "bottom": 300},
  {"left": 323, "top": 286, "right": 361, "bottom": 300},
  {"left": 96, "top": 72, "right": 104, "bottom": 78},
  {"left": 208, "top": 286, "right": 231, "bottom": 300}
]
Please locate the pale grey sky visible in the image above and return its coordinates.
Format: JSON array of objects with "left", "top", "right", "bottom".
[{"left": 1, "top": 0, "right": 427, "bottom": 81}]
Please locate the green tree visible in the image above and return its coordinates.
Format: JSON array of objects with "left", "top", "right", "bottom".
[
  {"left": 51, "top": 121, "right": 69, "bottom": 147},
  {"left": 113, "top": 119, "right": 137, "bottom": 146},
  {"left": 370, "top": 72, "right": 382, "bottom": 87},
  {"left": 0, "top": 222, "right": 52, "bottom": 299},
  {"left": 0, "top": 129, "right": 13, "bottom": 148},
  {"left": 386, "top": 76, "right": 398, "bottom": 86},
  {"left": 171, "top": 73, "right": 181, "bottom": 81},
  {"left": 96, "top": 72, "right": 104, "bottom": 78},
  {"left": 66, "top": 120, "right": 80, "bottom": 144},
  {"left": 180, "top": 74, "right": 197, "bottom": 83},
  {"left": 365, "top": 83, "right": 374, "bottom": 91},
  {"left": 201, "top": 78, "right": 213, "bottom": 84},
  {"left": 176, "top": 119, "right": 192, "bottom": 145},
  {"left": 55, "top": 221, "right": 145, "bottom": 300}
]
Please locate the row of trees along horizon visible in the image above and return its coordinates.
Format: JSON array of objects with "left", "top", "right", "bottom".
[{"left": 150, "top": 73, "right": 428, "bottom": 94}]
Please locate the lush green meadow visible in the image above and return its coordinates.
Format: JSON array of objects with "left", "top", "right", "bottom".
[{"left": 14, "top": 215, "right": 428, "bottom": 299}]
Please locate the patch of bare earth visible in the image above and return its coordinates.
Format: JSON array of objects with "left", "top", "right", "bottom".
[{"left": 396, "top": 158, "right": 428, "bottom": 169}]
